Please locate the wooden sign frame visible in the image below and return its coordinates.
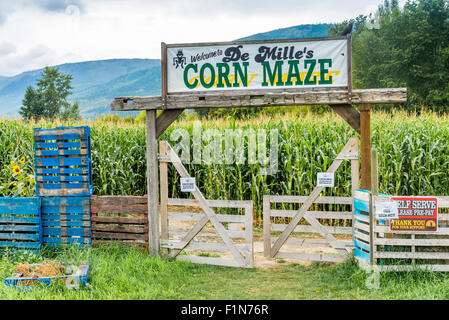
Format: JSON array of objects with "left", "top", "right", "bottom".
[{"left": 161, "top": 35, "right": 352, "bottom": 98}]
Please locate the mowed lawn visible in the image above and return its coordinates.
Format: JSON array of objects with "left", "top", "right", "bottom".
[{"left": 1, "top": 244, "right": 449, "bottom": 300}]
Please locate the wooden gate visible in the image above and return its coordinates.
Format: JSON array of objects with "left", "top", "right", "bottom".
[
  {"left": 263, "top": 137, "right": 359, "bottom": 262},
  {"left": 159, "top": 141, "right": 254, "bottom": 268}
]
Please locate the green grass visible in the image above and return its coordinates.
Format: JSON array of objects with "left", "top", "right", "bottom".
[{"left": 1, "top": 245, "right": 449, "bottom": 300}]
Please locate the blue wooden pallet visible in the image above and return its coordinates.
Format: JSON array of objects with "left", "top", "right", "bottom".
[
  {"left": 4, "top": 261, "right": 89, "bottom": 289},
  {"left": 0, "top": 198, "right": 42, "bottom": 251},
  {"left": 41, "top": 197, "right": 91, "bottom": 248},
  {"left": 34, "top": 126, "right": 92, "bottom": 197}
]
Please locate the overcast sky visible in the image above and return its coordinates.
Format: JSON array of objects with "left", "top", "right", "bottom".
[{"left": 0, "top": 0, "right": 407, "bottom": 77}]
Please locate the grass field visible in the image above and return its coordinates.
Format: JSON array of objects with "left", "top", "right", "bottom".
[{"left": 1, "top": 245, "right": 449, "bottom": 300}]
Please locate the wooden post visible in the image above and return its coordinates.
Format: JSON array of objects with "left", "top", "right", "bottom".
[
  {"left": 351, "top": 147, "right": 360, "bottom": 243},
  {"left": 369, "top": 148, "right": 378, "bottom": 265},
  {"left": 146, "top": 110, "right": 159, "bottom": 255},
  {"left": 161, "top": 42, "right": 168, "bottom": 109},
  {"left": 263, "top": 195, "right": 271, "bottom": 257},
  {"left": 159, "top": 141, "right": 169, "bottom": 257},
  {"left": 360, "top": 103, "right": 371, "bottom": 190}
]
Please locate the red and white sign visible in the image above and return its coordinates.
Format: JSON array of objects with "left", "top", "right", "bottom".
[{"left": 390, "top": 197, "right": 438, "bottom": 232}]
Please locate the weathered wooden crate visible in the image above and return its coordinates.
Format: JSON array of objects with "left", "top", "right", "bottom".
[
  {"left": 34, "top": 126, "right": 92, "bottom": 197},
  {"left": 0, "top": 198, "right": 42, "bottom": 251},
  {"left": 41, "top": 197, "right": 91, "bottom": 247},
  {"left": 353, "top": 190, "right": 371, "bottom": 265},
  {"left": 4, "top": 261, "right": 89, "bottom": 289},
  {"left": 90, "top": 196, "right": 148, "bottom": 246}
]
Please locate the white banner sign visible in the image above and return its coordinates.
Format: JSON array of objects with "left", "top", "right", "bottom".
[
  {"left": 375, "top": 201, "right": 399, "bottom": 220},
  {"left": 180, "top": 177, "right": 196, "bottom": 192},
  {"left": 166, "top": 38, "right": 349, "bottom": 93},
  {"left": 317, "top": 172, "right": 335, "bottom": 187}
]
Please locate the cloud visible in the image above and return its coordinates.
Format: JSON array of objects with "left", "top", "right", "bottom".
[
  {"left": 37, "top": 0, "right": 86, "bottom": 14},
  {"left": 0, "top": 42, "right": 16, "bottom": 56},
  {"left": 0, "top": 45, "right": 58, "bottom": 76}
]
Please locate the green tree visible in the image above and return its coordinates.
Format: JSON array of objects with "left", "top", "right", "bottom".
[
  {"left": 19, "top": 67, "right": 81, "bottom": 120},
  {"left": 331, "top": 0, "right": 449, "bottom": 112}
]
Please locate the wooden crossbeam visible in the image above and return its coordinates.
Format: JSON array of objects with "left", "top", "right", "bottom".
[
  {"left": 156, "top": 109, "right": 184, "bottom": 138},
  {"left": 164, "top": 141, "right": 247, "bottom": 266},
  {"left": 330, "top": 104, "right": 360, "bottom": 134},
  {"left": 270, "top": 137, "right": 359, "bottom": 257},
  {"left": 111, "top": 88, "right": 407, "bottom": 111}
]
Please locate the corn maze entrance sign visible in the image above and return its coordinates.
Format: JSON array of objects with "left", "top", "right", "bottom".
[{"left": 166, "top": 37, "right": 350, "bottom": 93}]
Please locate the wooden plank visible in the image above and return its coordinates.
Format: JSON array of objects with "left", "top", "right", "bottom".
[
  {"left": 92, "top": 224, "right": 147, "bottom": 234},
  {"left": 274, "top": 252, "right": 346, "bottom": 263},
  {"left": 360, "top": 104, "right": 371, "bottom": 190},
  {"left": 268, "top": 195, "right": 352, "bottom": 205},
  {"left": 374, "top": 252, "right": 449, "bottom": 260},
  {"left": 271, "top": 224, "right": 352, "bottom": 235},
  {"left": 92, "top": 231, "right": 147, "bottom": 241},
  {"left": 330, "top": 104, "right": 360, "bottom": 133},
  {"left": 91, "top": 216, "right": 147, "bottom": 224},
  {"left": 146, "top": 110, "right": 159, "bottom": 255},
  {"left": 271, "top": 237, "right": 353, "bottom": 249},
  {"left": 374, "top": 225, "right": 449, "bottom": 235},
  {"left": 91, "top": 196, "right": 148, "bottom": 215},
  {"left": 263, "top": 195, "right": 271, "bottom": 258},
  {"left": 373, "top": 238, "right": 449, "bottom": 246},
  {"left": 111, "top": 88, "right": 408, "bottom": 111},
  {"left": 160, "top": 140, "right": 169, "bottom": 257},
  {"left": 167, "top": 198, "right": 251, "bottom": 208},
  {"left": 377, "top": 265, "right": 449, "bottom": 272},
  {"left": 270, "top": 210, "right": 353, "bottom": 219},
  {"left": 156, "top": 109, "right": 184, "bottom": 138},
  {"left": 161, "top": 240, "right": 250, "bottom": 253},
  {"left": 165, "top": 35, "right": 348, "bottom": 48},
  {"left": 168, "top": 212, "right": 245, "bottom": 223},
  {"left": 244, "top": 204, "right": 254, "bottom": 268},
  {"left": 161, "top": 42, "right": 168, "bottom": 109}
]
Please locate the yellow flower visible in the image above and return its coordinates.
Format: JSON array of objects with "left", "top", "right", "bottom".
[
  {"left": 19, "top": 156, "right": 25, "bottom": 164},
  {"left": 13, "top": 182, "right": 17, "bottom": 187},
  {"left": 10, "top": 161, "right": 15, "bottom": 166},
  {"left": 12, "top": 166, "right": 21, "bottom": 175},
  {"left": 26, "top": 175, "right": 34, "bottom": 183}
]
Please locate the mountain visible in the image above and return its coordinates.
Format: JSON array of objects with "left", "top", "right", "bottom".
[
  {"left": 0, "top": 23, "right": 331, "bottom": 118},
  {"left": 237, "top": 24, "right": 332, "bottom": 41}
]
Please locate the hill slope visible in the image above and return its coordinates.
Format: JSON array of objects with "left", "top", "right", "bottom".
[{"left": 0, "top": 23, "right": 331, "bottom": 118}]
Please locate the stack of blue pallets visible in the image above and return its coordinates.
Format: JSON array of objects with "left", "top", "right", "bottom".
[
  {"left": 0, "top": 198, "right": 42, "bottom": 251},
  {"left": 34, "top": 126, "right": 92, "bottom": 197},
  {"left": 33, "top": 126, "right": 92, "bottom": 247}
]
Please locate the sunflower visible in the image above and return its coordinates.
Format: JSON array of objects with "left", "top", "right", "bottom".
[
  {"left": 12, "top": 165, "right": 21, "bottom": 175},
  {"left": 19, "top": 156, "right": 25, "bottom": 164},
  {"left": 10, "top": 161, "right": 15, "bottom": 166},
  {"left": 26, "top": 175, "right": 34, "bottom": 183}
]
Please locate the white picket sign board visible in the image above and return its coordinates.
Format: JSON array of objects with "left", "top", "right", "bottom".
[
  {"left": 375, "top": 201, "right": 399, "bottom": 220},
  {"left": 317, "top": 172, "right": 335, "bottom": 187},
  {"left": 166, "top": 37, "right": 349, "bottom": 93},
  {"left": 180, "top": 177, "right": 196, "bottom": 192}
]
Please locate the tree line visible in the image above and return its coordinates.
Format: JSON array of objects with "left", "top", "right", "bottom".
[{"left": 330, "top": 0, "right": 449, "bottom": 112}]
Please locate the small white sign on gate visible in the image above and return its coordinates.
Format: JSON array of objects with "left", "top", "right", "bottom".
[
  {"left": 317, "top": 172, "right": 335, "bottom": 187},
  {"left": 375, "top": 201, "right": 399, "bottom": 220},
  {"left": 180, "top": 177, "right": 196, "bottom": 192}
]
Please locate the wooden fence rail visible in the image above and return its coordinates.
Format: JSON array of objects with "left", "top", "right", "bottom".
[{"left": 90, "top": 196, "right": 148, "bottom": 246}]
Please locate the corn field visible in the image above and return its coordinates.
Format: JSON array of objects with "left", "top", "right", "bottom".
[{"left": 1, "top": 110, "right": 449, "bottom": 224}]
